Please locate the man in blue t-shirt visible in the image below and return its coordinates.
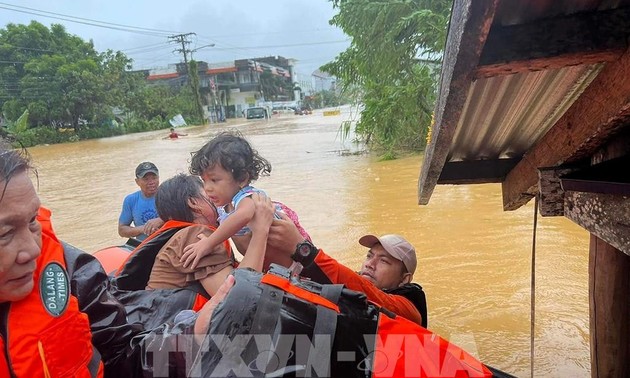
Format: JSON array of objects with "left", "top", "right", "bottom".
[{"left": 118, "top": 161, "right": 164, "bottom": 241}]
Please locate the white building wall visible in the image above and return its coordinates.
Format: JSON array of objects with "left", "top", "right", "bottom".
[
  {"left": 149, "top": 64, "right": 178, "bottom": 75},
  {"left": 230, "top": 89, "right": 261, "bottom": 116}
]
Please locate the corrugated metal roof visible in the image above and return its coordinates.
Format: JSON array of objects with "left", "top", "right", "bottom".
[
  {"left": 418, "top": 0, "right": 630, "bottom": 206},
  {"left": 449, "top": 64, "right": 602, "bottom": 162}
]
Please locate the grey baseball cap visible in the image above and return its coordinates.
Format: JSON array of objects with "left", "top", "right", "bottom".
[
  {"left": 359, "top": 234, "right": 417, "bottom": 275},
  {"left": 135, "top": 161, "right": 159, "bottom": 178}
]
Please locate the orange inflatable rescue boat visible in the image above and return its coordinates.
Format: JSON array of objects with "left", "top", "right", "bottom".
[{"left": 92, "top": 238, "right": 139, "bottom": 275}]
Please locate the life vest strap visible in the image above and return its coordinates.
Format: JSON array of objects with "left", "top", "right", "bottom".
[
  {"left": 242, "top": 280, "right": 285, "bottom": 372},
  {"left": 310, "top": 284, "right": 344, "bottom": 378},
  {"left": 250, "top": 281, "right": 284, "bottom": 335}
]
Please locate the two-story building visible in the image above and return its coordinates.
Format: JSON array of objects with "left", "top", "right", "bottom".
[{"left": 142, "top": 56, "right": 298, "bottom": 119}]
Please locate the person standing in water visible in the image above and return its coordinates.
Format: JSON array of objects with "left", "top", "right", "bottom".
[
  {"left": 165, "top": 127, "right": 187, "bottom": 139},
  {"left": 118, "top": 161, "right": 164, "bottom": 241}
]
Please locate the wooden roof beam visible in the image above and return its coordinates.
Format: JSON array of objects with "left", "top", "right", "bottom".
[
  {"left": 565, "top": 191, "right": 630, "bottom": 255},
  {"left": 501, "top": 49, "right": 630, "bottom": 211},
  {"left": 418, "top": 0, "right": 500, "bottom": 205},
  {"left": 438, "top": 158, "right": 520, "bottom": 184},
  {"left": 476, "top": 7, "right": 630, "bottom": 79}
]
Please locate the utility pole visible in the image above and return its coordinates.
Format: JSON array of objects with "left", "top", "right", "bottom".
[
  {"left": 169, "top": 33, "right": 205, "bottom": 123},
  {"left": 169, "top": 33, "right": 195, "bottom": 72}
]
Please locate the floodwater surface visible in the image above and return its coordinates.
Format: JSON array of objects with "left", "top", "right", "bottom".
[{"left": 29, "top": 107, "right": 590, "bottom": 376}]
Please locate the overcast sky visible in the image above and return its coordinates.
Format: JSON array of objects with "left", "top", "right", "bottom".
[{"left": 0, "top": 0, "right": 349, "bottom": 78}]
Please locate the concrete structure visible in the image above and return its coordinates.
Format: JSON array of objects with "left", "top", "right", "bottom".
[{"left": 142, "top": 56, "right": 298, "bottom": 118}]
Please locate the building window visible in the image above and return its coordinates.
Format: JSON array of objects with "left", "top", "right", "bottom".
[{"left": 239, "top": 72, "right": 251, "bottom": 84}]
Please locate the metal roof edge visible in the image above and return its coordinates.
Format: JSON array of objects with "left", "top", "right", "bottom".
[{"left": 418, "top": 0, "right": 500, "bottom": 205}]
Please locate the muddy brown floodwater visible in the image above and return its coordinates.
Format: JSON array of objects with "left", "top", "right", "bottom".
[{"left": 29, "top": 107, "right": 590, "bottom": 376}]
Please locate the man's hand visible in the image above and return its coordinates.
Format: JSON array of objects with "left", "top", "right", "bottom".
[
  {"left": 266, "top": 212, "right": 306, "bottom": 264},
  {"left": 143, "top": 217, "right": 164, "bottom": 236},
  {"left": 193, "top": 274, "right": 235, "bottom": 345}
]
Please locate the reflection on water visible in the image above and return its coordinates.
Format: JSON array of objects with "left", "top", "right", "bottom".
[{"left": 28, "top": 108, "right": 589, "bottom": 376}]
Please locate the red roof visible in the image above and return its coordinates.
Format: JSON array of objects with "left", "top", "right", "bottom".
[
  {"left": 207, "top": 67, "right": 237, "bottom": 74},
  {"left": 147, "top": 72, "right": 179, "bottom": 80}
]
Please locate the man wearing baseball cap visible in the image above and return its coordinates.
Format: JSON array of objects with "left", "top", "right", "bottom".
[
  {"left": 358, "top": 234, "right": 427, "bottom": 327},
  {"left": 266, "top": 214, "right": 427, "bottom": 326},
  {"left": 118, "top": 161, "right": 164, "bottom": 241},
  {"left": 358, "top": 234, "right": 416, "bottom": 287}
]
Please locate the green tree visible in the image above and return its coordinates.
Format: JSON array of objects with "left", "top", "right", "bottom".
[
  {"left": 0, "top": 21, "right": 158, "bottom": 132},
  {"left": 323, "top": 0, "right": 450, "bottom": 157},
  {"left": 259, "top": 71, "right": 293, "bottom": 101},
  {"left": 0, "top": 21, "right": 203, "bottom": 146},
  {"left": 0, "top": 22, "right": 109, "bottom": 129}
]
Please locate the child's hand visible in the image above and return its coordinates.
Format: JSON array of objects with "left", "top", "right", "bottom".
[{"left": 181, "top": 236, "right": 212, "bottom": 269}]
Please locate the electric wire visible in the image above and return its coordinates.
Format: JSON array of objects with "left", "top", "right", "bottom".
[
  {"left": 530, "top": 195, "right": 539, "bottom": 378},
  {"left": 0, "top": 2, "right": 344, "bottom": 74},
  {"left": 0, "top": 3, "right": 180, "bottom": 37}
]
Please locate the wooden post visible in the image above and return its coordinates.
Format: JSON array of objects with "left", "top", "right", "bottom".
[{"left": 589, "top": 235, "right": 630, "bottom": 377}]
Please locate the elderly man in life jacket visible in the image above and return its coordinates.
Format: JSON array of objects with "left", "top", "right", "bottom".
[
  {"left": 0, "top": 140, "right": 243, "bottom": 377},
  {"left": 266, "top": 214, "right": 428, "bottom": 327}
]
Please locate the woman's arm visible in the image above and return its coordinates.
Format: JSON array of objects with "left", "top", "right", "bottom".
[
  {"left": 199, "top": 194, "right": 274, "bottom": 296},
  {"left": 237, "top": 194, "right": 273, "bottom": 271}
]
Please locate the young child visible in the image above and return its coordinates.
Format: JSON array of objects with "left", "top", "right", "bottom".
[
  {"left": 181, "top": 131, "right": 310, "bottom": 270},
  {"left": 146, "top": 174, "right": 273, "bottom": 296}
]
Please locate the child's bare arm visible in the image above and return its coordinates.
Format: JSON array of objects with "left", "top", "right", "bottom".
[
  {"left": 215, "top": 197, "right": 256, "bottom": 243},
  {"left": 181, "top": 198, "right": 256, "bottom": 269},
  {"left": 180, "top": 236, "right": 215, "bottom": 269}
]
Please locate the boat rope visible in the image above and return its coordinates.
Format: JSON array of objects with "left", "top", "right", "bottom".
[{"left": 530, "top": 194, "right": 539, "bottom": 378}]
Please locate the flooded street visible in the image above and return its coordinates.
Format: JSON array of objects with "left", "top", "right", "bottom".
[{"left": 29, "top": 108, "right": 590, "bottom": 376}]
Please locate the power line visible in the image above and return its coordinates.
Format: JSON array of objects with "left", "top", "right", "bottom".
[
  {"left": 121, "top": 42, "right": 173, "bottom": 53},
  {"left": 193, "top": 34, "right": 350, "bottom": 62},
  {"left": 130, "top": 52, "right": 179, "bottom": 68},
  {"left": 0, "top": 44, "right": 55, "bottom": 53},
  {"left": 210, "top": 39, "right": 349, "bottom": 51},
  {"left": 121, "top": 44, "right": 174, "bottom": 56},
  {"left": 168, "top": 33, "right": 195, "bottom": 67},
  {"left": 206, "top": 28, "right": 343, "bottom": 39},
  {"left": 0, "top": 41, "right": 173, "bottom": 60},
  {"left": 0, "top": 2, "right": 181, "bottom": 37}
]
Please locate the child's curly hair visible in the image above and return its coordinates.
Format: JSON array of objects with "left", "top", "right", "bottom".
[{"left": 189, "top": 131, "right": 271, "bottom": 183}]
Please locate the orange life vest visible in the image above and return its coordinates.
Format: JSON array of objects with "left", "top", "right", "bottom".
[{"left": 0, "top": 207, "right": 103, "bottom": 377}]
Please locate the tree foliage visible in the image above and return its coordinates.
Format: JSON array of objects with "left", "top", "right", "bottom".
[
  {"left": 259, "top": 71, "right": 294, "bottom": 101},
  {"left": 0, "top": 21, "right": 112, "bottom": 129},
  {"left": 322, "top": 0, "right": 451, "bottom": 156},
  {"left": 0, "top": 21, "right": 201, "bottom": 143},
  {"left": 303, "top": 89, "right": 348, "bottom": 109}
]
